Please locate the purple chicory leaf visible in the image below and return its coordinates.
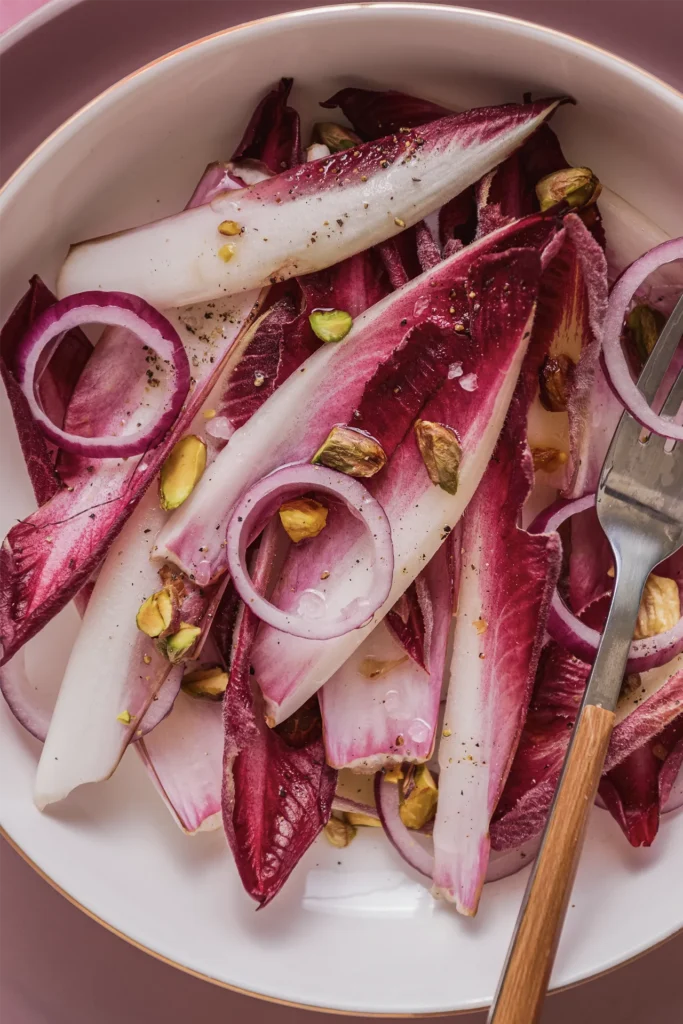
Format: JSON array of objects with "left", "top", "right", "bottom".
[
  {"left": 569, "top": 505, "right": 614, "bottom": 613},
  {"left": 251, "top": 243, "right": 546, "bottom": 724},
  {"left": 599, "top": 713, "right": 683, "bottom": 847},
  {"left": 490, "top": 642, "right": 588, "bottom": 851},
  {"left": 491, "top": 644, "right": 683, "bottom": 852},
  {"left": 136, "top": 689, "right": 224, "bottom": 834},
  {"left": 231, "top": 77, "right": 301, "bottom": 173},
  {"left": 320, "top": 535, "right": 456, "bottom": 771},
  {"left": 58, "top": 98, "right": 567, "bottom": 307},
  {"left": 319, "top": 86, "right": 452, "bottom": 139},
  {"left": 222, "top": 524, "right": 336, "bottom": 906},
  {"left": 432, "top": 366, "right": 562, "bottom": 915},
  {"left": 222, "top": 248, "right": 391, "bottom": 431},
  {"left": 347, "top": 319, "right": 463, "bottom": 457}
]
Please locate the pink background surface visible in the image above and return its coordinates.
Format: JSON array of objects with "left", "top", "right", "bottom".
[{"left": 1, "top": 2, "right": 682, "bottom": 1022}]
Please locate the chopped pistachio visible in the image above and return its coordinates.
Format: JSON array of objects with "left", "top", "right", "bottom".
[
  {"left": 218, "top": 243, "right": 236, "bottom": 262},
  {"left": 117, "top": 710, "right": 132, "bottom": 724},
  {"left": 313, "top": 425, "right": 387, "bottom": 478},
  {"left": 159, "top": 435, "right": 207, "bottom": 511},
  {"left": 626, "top": 305, "right": 665, "bottom": 366},
  {"left": 473, "top": 618, "right": 488, "bottom": 634},
  {"left": 323, "top": 815, "right": 357, "bottom": 848},
  {"left": 359, "top": 655, "right": 408, "bottom": 680},
  {"left": 165, "top": 623, "right": 202, "bottom": 663},
  {"left": 399, "top": 765, "right": 438, "bottom": 830},
  {"left": 143, "top": 654, "right": 152, "bottom": 665},
  {"left": 538, "top": 354, "right": 576, "bottom": 412},
  {"left": 136, "top": 588, "right": 174, "bottom": 637},
  {"left": 218, "top": 219, "right": 241, "bottom": 236},
  {"left": 182, "top": 665, "right": 229, "bottom": 700},
  {"left": 278, "top": 498, "right": 328, "bottom": 543},
  {"left": 633, "top": 573, "right": 680, "bottom": 640},
  {"left": 312, "top": 121, "right": 362, "bottom": 152},
  {"left": 531, "top": 447, "right": 568, "bottom": 473},
  {"left": 203, "top": 408, "right": 217, "bottom": 419},
  {"left": 309, "top": 308, "right": 353, "bottom": 343},
  {"left": 536, "top": 166, "right": 602, "bottom": 212},
  {"left": 394, "top": 217, "right": 406, "bottom": 228},
  {"left": 414, "top": 420, "right": 461, "bottom": 494},
  {"left": 345, "top": 811, "right": 382, "bottom": 828}
]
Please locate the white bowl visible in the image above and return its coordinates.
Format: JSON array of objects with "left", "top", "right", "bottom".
[{"left": 1, "top": 3, "right": 682, "bottom": 1016}]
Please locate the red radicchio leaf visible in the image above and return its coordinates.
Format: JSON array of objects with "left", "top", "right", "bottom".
[
  {"left": 221, "top": 529, "right": 337, "bottom": 907},
  {"left": 319, "top": 87, "right": 451, "bottom": 139},
  {"left": 386, "top": 582, "right": 427, "bottom": 671},
  {"left": 0, "top": 276, "right": 91, "bottom": 505},
  {"left": 349, "top": 319, "right": 459, "bottom": 457},
  {"left": 221, "top": 249, "right": 391, "bottom": 431},
  {"left": 490, "top": 642, "right": 588, "bottom": 851},
  {"left": 602, "top": 712, "right": 683, "bottom": 847},
  {"left": 599, "top": 714, "right": 683, "bottom": 847},
  {"left": 231, "top": 77, "right": 301, "bottom": 173},
  {"left": 431, "top": 323, "right": 563, "bottom": 910}
]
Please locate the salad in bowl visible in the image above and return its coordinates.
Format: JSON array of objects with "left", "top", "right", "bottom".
[{"left": 1, "top": 75, "right": 682, "bottom": 922}]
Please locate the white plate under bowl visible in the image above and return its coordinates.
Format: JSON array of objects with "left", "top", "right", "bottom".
[{"left": 1, "top": 4, "right": 682, "bottom": 1016}]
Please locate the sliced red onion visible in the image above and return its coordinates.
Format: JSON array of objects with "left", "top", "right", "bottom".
[
  {"left": 0, "top": 648, "right": 181, "bottom": 743},
  {"left": 530, "top": 495, "right": 683, "bottom": 672},
  {"left": 226, "top": 463, "right": 393, "bottom": 641},
  {"left": 374, "top": 772, "right": 434, "bottom": 878},
  {"left": 17, "top": 292, "right": 190, "bottom": 457},
  {"left": 331, "top": 796, "right": 379, "bottom": 819},
  {"left": 602, "top": 238, "right": 683, "bottom": 440},
  {"left": 374, "top": 772, "right": 538, "bottom": 884}
]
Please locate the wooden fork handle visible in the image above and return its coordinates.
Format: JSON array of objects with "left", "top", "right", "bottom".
[{"left": 489, "top": 703, "right": 615, "bottom": 1024}]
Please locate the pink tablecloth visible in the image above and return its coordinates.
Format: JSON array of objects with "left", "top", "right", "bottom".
[{"left": 1, "top": 3, "right": 682, "bottom": 1023}]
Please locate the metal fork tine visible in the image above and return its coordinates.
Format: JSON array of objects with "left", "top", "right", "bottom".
[
  {"left": 660, "top": 366, "right": 683, "bottom": 420},
  {"left": 638, "top": 292, "right": 683, "bottom": 403}
]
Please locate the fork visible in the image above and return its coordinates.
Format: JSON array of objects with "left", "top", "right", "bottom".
[{"left": 489, "top": 292, "right": 683, "bottom": 1024}]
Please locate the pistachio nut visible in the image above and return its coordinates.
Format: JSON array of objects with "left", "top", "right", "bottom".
[
  {"left": 535, "top": 166, "right": 602, "bottom": 212},
  {"left": 313, "top": 425, "right": 387, "bottom": 478},
  {"left": 626, "top": 305, "right": 665, "bottom": 366},
  {"left": 323, "top": 815, "right": 358, "bottom": 848},
  {"left": 159, "top": 435, "right": 207, "bottom": 511},
  {"left": 181, "top": 665, "right": 229, "bottom": 700},
  {"left": 312, "top": 121, "right": 362, "bottom": 152},
  {"left": 538, "top": 354, "right": 576, "bottom": 412},
  {"left": 278, "top": 498, "right": 329, "bottom": 543},
  {"left": 531, "top": 447, "right": 568, "bottom": 473},
  {"left": 217, "top": 220, "right": 241, "bottom": 236},
  {"left": 414, "top": 420, "right": 461, "bottom": 494},
  {"left": 633, "top": 574, "right": 680, "bottom": 640},
  {"left": 399, "top": 764, "right": 438, "bottom": 830},
  {"left": 136, "top": 588, "right": 174, "bottom": 637},
  {"left": 309, "top": 308, "right": 353, "bottom": 344},
  {"left": 359, "top": 655, "right": 409, "bottom": 680},
  {"left": 345, "top": 811, "right": 382, "bottom": 828},
  {"left": 164, "top": 623, "right": 202, "bottom": 663}
]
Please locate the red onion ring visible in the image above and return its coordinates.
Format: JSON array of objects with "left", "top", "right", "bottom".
[
  {"left": 374, "top": 772, "right": 434, "bottom": 878},
  {"left": 226, "top": 463, "right": 393, "bottom": 640},
  {"left": 529, "top": 495, "right": 683, "bottom": 672},
  {"left": 17, "top": 291, "right": 191, "bottom": 457},
  {"left": 373, "top": 772, "right": 539, "bottom": 884},
  {"left": 603, "top": 237, "right": 683, "bottom": 440},
  {"left": 0, "top": 649, "right": 181, "bottom": 743},
  {"left": 331, "top": 796, "right": 380, "bottom": 819}
]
